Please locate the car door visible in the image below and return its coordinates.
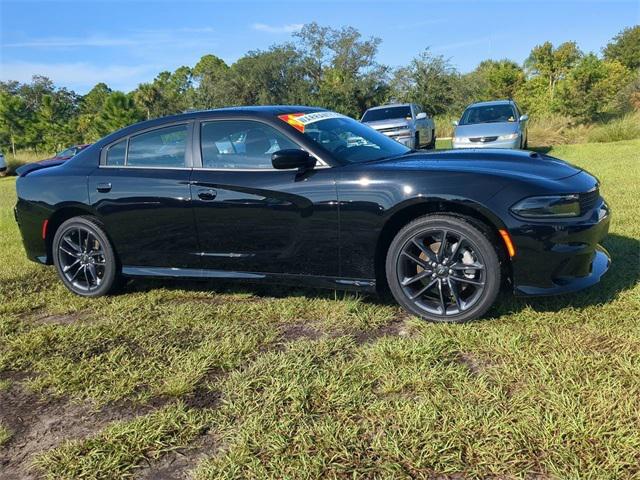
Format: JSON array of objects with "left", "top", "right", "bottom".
[
  {"left": 88, "top": 122, "right": 200, "bottom": 269},
  {"left": 190, "top": 118, "right": 339, "bottom": 277}
]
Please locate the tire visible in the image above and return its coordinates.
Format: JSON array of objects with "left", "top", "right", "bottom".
[
  {"left": 414, "top": 132, "right": 420, "bottom": 149},
  {"left": 52, "top": 216, "right": 119, "bottom": 297},
  {"left": 427, "top": 129, "right": 436, "bottom": 149},
  {"left": 385, "top": 215, "right": 501, "bottom": 323}
]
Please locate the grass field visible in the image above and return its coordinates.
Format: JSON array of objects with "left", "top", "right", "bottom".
[{"left": 1, "top": 140, "right": 639, "bottom": 479}]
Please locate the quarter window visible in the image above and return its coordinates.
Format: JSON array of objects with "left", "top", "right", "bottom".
[
  {"left": 105, "top": 140, "right": 126, "bottom": 166},
  {"left": 200, "top": 120, "right": 300, "bottom": 169},
  {"left": 127, "top": 125, "right": 188, "bottom": 168}
]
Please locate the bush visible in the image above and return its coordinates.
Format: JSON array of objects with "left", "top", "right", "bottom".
[
  {"left": 434, "top": 114, "right": 457, "bottom": 138},
  {"left": 587, "top": 113, "right": 640, "bottom": 143}
]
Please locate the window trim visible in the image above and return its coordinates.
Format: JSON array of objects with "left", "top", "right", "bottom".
[
  {"left": 194, "top": 118, "right": 329, "bottom": 171},
  {"left": 100, "top": 121, "right": 194, "bottom": 169}
]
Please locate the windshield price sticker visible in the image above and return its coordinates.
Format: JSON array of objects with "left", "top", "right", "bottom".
[{"left": 278, "top": 111, "right": 345, "bottom": 132}]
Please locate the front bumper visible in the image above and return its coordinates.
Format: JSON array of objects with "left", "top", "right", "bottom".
[
  {"left": 377, "top": 131, "right": 415, "bottom": 148},
  {"left": 510, "top": 199, "right": 611, "bottom": 296},
  {"left": 453, "top": 138, "right": 520, "bottom": 149}
]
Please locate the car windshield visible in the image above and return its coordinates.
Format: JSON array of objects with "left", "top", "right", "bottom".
[
  {"left": 279, "top": 112, "right": 410, "bottom": 164},
  {"left": 459, "top": 105, "right": 517, "bottom": 125},
  {"left": 362, "top": 106, "right": 412, "bottom": 122},
  {"left": 56, "top": 147, "right": 75, "bottom": 157}
]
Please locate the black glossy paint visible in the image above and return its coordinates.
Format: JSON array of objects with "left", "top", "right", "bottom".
[{"left": 14, "top": 106, "right": 611, "bottom": 296}]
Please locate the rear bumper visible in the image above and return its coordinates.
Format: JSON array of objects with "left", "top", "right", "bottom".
[{"left": 511, "top": 199, "right": 611, "bottom": 296}]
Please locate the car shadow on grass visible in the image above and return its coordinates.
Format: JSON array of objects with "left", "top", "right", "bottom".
[{"left": 122, "top": 233, "right": 638, "bottom": 323}]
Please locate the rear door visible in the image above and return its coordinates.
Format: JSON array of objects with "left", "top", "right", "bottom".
[
  {"left": 189, "top": 118, "right": 339, "bottom": 276},
  {"left": 88, "top": 122, "right": 200, "bottom": 269}
]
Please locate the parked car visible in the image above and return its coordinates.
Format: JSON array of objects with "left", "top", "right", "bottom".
[
  {"left": 14, "top": 107, "right": 610, "bottom": 323},
  {"left": 0, "top": 151, "right": 6, "bottom": 176},
  {"left": 452, "top": 100, "right": 528, "bottom": 149},
  {"left": 47, "top": 144, "right": 91, "bottom": 161},
  {"left": 361, "top": 103, "right": 436, "bottom": 149}
]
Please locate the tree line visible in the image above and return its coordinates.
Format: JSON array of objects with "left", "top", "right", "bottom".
[{"left": 1, "top": 23, "right": 638, "bottom": 155}]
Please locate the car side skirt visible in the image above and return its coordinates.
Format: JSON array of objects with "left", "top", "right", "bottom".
[{"left": 121, "top": 266, "right": 377, "bottom": 292}]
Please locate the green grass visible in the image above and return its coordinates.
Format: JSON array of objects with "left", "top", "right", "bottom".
[{"left": 0, "top": 139, "right": 639, "bottom": 478}]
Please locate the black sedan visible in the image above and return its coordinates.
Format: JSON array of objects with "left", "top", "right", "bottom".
[{"left": 14, "top": 106, "right": 611, "bottom": 322}]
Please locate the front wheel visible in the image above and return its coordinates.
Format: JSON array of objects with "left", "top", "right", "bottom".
[
  {"left": 385, "top": 215, "right": 501, "bottom": 323},
  {"left": 52, "top": 216, "right": 119, "bottom": 297}
]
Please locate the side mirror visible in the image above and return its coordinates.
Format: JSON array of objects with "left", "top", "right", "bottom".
[
  {"left": 452, "top": 120, "right": 458, "bottom": 126},
  {"left": 520, "top": 114, "right": 529, "bottom": 121},
  {"left": 416, "top": 112, "right": 427, "bottom": 120},
  {"left": 272, "top": 149, "right": 316, "bottom": 170}
]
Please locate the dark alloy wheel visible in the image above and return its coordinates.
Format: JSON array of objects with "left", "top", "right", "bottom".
[
  {"left": 53, "top": 216, "right": 119, "bottom": 297},
  {"left": 427, "top": 130, "right": 436, "bottom": 149},
  {"left": 386, "top": 215, "right": 501, "bottom": 323}
]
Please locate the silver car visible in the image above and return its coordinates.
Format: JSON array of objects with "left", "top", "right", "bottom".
[
  {"left": 452, "top": 100, "right": 528, "bottom": 149},
  {"left": 0, "top": 151, "right": 6, "bottom": 176},
  {"left": 361, "top": 103, "right": 436, "bottom": 149}
]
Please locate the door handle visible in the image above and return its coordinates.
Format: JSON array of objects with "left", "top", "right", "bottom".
[
  {"left": 197, "top": 188, "right": 217, "bottom": 201},
  {"left": 96, "top": 182, "right": 112, "bottom": 193}
]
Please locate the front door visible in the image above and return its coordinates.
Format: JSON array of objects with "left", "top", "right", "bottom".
[
  {"left": 190, "top": 119, "right": 339, "bottom": 276},
  {"left": 89, "top": 122, "right": 200, "bottom": 269}
]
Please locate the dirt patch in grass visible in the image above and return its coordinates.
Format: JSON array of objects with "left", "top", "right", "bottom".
[
  {"left": 0, "top": 373, "right": 165, "bottom": 480},
  {"left": 278, "top": 322, "right": 323, "bottom": 342},
  {"left": 29, "top": 312, "right": 87, "bottom": 326},
  {"left": 456, "top": 352, "right": 495, "bottom": 376},
  {"left": 353, "top": 316, "right": 413, "bottom": 344},
  {"left": 136, "top": 431, "right": 219, "bottom": 480}
]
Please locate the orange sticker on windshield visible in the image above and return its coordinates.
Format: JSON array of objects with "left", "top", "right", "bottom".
[
  {"left": 278, "top": 111, "right": 345, "bottom": 133},
  {"left": 278, "top": 114, "right": 306, "bottom": 132}
]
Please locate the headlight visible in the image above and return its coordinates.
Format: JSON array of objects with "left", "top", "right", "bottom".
[
  {"left": 498, "top": 133, "right": 519, "bottom": 141},
  {"left": 511, "top": 195, "right": 581, "bottom": 218},
  {"left": 453, "top": 136, "right": 469, "bottom": 143}
]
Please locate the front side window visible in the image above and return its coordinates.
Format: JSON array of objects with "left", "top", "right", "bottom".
[
  {"left": 105, "top": 140, "right": 126, "bottom": 166},
  {"left": 279, "top": 112, "right": 409, "bottom": 164},
  {"left": 200, "top": 120, "right": 299, "bottom": 169},
  {"left": 127, "top": 125, "right": 188, "bottom": 167}
]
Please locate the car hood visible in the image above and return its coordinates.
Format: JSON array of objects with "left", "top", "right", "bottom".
[
  {"left": 373, "top": 149, "right": 582, "bottom": 181},
  {"left": 454, "top": 122, "right": 519, "bottom": 138},
  {"left": 363, "top": 119, "right": 410, "bottom": 130}
]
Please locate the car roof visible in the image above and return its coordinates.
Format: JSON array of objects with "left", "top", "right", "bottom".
[
  {"left": 466, "top": 100, "right": 516, "bottom": 108},
  {"left": 366, "top": 103, "right": 412, "bottom": 111}
]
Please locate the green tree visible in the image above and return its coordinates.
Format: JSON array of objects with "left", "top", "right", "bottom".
[
  {"left": 557, "top": 54, "right": 632, "bottom": 120},
  {"left": 294, "top": 22, "right": 388, "bottom": 117},
  {"left": 603, "top": 25, "right": 640, "bottom": 70},
  {"left": 134, "top": 83, "right": 163, "bottom": 120},
  {"left": 0, "top": 92, "right": 27, "bottom": 156},
  {"left": 470, "top": 59, "right": 525, "bottom": 100},
  {"left": 391, "top": 49, "right": 463, "bottom": 116},
  {"left": 192, "top": 54, "right": 230, "bottom": 109},
  {"left": 94, "top": 92, "right": 143, "bottom": 137},
  {"left": 525, "top": 41, "right": 582, "bottom": 99}
]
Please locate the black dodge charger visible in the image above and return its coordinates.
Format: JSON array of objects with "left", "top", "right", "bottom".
[{"left": 14, "top": 106, "right": 611, "bottom": 322}]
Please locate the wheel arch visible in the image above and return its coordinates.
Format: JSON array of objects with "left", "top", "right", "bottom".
[
  {"left": 374, "top": 198, "right": 512, "bottom": 293},
  {"left": 45, "top": 205, "right": 99, "bottom": 264}
]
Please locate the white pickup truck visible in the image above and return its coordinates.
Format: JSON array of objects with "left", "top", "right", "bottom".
[{"left": 361, "top": 103, "right": 436, "bottom": 149}]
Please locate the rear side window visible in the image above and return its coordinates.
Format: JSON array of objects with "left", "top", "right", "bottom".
[
  {"left": 106, "top": 140, "right": 126, "bottom": 166},
  {"left": 127, "top": 125, "right": 188, "bottom": 167}
]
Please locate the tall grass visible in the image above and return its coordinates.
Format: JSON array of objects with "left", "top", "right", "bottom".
[
  {"left": 527, "top": 112, "right": 640, "bottom": 147},
  {"left": 434, "top": 114, "right": 457, "bottom": 138},
  {"left": 2, "top": 150, "right": 52, "bottom": 176}
]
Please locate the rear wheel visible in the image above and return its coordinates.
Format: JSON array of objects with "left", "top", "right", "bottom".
[
  {"left": 52, "top": 216, "right": 119, "bottom": 297},
  {"left": 385, "top": 215, "right": 501, "bottom": 323},
  {"left": 414, "top": 132, "right": 420, "bottom": 149}
]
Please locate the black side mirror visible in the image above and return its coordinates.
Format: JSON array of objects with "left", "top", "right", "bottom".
[{"left": 271, "top": 149, "right": 316, "bottom": 170}]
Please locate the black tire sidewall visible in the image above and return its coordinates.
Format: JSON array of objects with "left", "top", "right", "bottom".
[
  {"left": 52, "top": 216, "right": 118, "bottom": 297},
  {"left": 385, "top": 215, "right": 501, "bottom": 323}
]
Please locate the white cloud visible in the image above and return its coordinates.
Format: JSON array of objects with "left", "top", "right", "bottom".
[
  {"left": 0, "top": 61, "right": 160, "bottom": 93},
  {"left": 251, "top": 23, "right": 303, "bottom": 34},
  {"left": 3, "top": 28, "right": 216, "bottom": 49}
]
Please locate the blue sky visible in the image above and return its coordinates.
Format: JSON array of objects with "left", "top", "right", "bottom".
[{"left": 1, "top": 0, "right": 638, "bottom": 94}]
